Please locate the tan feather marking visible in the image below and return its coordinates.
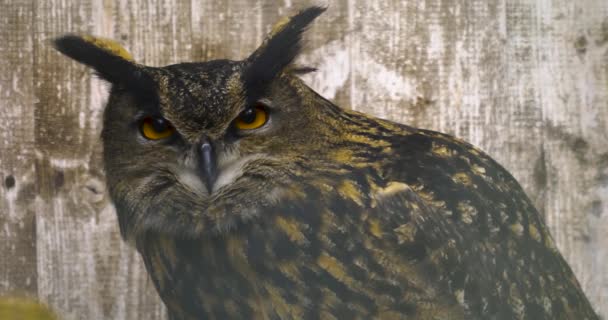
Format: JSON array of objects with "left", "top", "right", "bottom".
[
  {"left": 337, "top": 180, "right": 364, "bottom": 206},
  {"left": 457, "top": 201, "right": 478, "bottom": 224},
  {"left": 452, "top": 172, "right": 473, "bottom": 186},
  {"left": 318, "top": 209, "right": 338, "bottom": 252},
  {"left": 315, "top": 264, "right": 381, "bottom": 313},
  {"left": 368, "top": 218, "right": 383, "bottom": 238},
  {"left": 382, "top": 146, "right": 394, "bottom": 154},
  {"left": 394, "top": 223, "right": 417, "bottom": 244},
  {"left": 317, "top": 252, "right": 371, "bottom": 295},
  {"left": 376, "top": 118, "right": 406, "bottom": 132},
  {"left": 268, "top": 16, "right": 291, "bottom": 38},
  {"left": 431, "top": 143, "right": 454, "bottom": 157},
  {"left": 247, "top": 296, "right": 271, "bottom": 320},
  {"left": 265, "top": 284, "right": 304, "bottom": 319},
  {"left": 372, "top": 182, "right": 409, "bottom": 207},
  {"left": 82, "top": 35, "right": 134, "bottom": 61},
  {"left": 319, "top": 288, "right": 341, "bottom": 319},
  {"left": 346, "top": 133, "right": 391, "bottom": 147},
  {"left": 374, "top": 310, "right": 411, "bottom": 320},
  {"left": 411, "top": 184, "right": 448, "bottom": 209},
  {"left": 510, "top": 223, "right": 524, "bottom": 237},
  {"left": 225, "top": 236, "right": 246, "bottom": 260},
  {"left": 471, "top": 164, "right": 486, "bottom": 175},
  {"left": 320, "top": 310, "right": 339, "bottom": 320},
  {"left": 275, "top": 216, "right": 309, "bottom": 245},
  {"left": 454, "top": 289, "right": 465, "bottom": 305},
  {"left": 528, "top": 224, "right": 541, "bottom": 242},
  {"left": 284, "top": 185, "right": 307, "bottom": 200},
  {"left": 543, "top": 230, "right": 558, "bottom": 252},
  {"left": 508, "top": 284, "right": 525, "bottom": 319},
  {"left": 330, "top": 149, "right": 354, "bottom": 163},
  {"left": 361, "top": 237, "right": 430, "bottom": 296},
  {"left": 311, "top": 179, "right": 335, "bottom": 193},
  {"left": 469, "top": 147, "right": 482, "bottom": 156},
  {"left": 277, "top": 260, "right": 303, "bottom": 284},
  {"left": 317, "top": 253, "right": 355, "bottom": 287},
  {"left": 331, "top": 149, "right": 378, "bottom": 169}
]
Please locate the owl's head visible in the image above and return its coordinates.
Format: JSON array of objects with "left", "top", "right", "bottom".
[{"left": 54, "top": 7, "right": 352, "bottom": 238}]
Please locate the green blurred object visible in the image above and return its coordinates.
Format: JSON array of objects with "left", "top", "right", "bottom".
[{"left": 0, "top": 296, "right": 57, "bottom": 320}]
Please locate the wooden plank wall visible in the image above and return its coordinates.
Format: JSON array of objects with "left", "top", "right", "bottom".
[{"left": 0, "top": 0, "right": 606, "bottom": 319}]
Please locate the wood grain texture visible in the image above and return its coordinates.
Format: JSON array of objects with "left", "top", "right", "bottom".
[
  {"left": 0, "top": 0, "right": 606, "bottom": 319},
  {"left": 0, "top": 0, "right": 37, "bottom": 298}
]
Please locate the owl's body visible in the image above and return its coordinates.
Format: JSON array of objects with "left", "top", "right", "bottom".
[
  {"left": 54, "top": 7, "right": 598, "bottom": 320},
  {"left": 136, "top": 108, "right": 595, "bottom": 320}
]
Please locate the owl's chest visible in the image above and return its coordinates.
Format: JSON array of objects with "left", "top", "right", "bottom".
[
  {"left": 136, "top": 189, "right": 432, "bottom": 320},
  {"left": 139, "top": 231, "right": 275, "bottom": 319},
  {"left": 139, "top": 228, "right": 312, "bottom": 319},
  {"left": 138, "top": 219, "right": 343, "bottom": 319}
]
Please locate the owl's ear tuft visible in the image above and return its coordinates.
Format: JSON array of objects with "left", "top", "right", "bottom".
[
  {"left": 242, "top": 6, "right": 326, "bottom": 98},
  {"left": 54, "top": 35, "right": 158, "bottom": 102},
  {"left": 54, "top": 35, "right": 137, "bottom": 83}
]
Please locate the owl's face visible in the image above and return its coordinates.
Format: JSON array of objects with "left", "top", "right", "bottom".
[
  {"left": 55, "top": 7, "right": 337, "bottom": 238},
  {"left": 103, "top": 61, "right": 314, "bottom": 195},
  {"left": 101, "top": 56, "right": 335, "bottom": 201}
]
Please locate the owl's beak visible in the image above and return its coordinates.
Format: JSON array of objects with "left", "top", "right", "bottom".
[{"left": 198, "top": 137, "right": 217, "bottom": 193}]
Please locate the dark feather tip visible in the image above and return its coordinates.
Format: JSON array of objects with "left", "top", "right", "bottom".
[{"left": 291, "top": 66, "right": 318, "bottom": 75}]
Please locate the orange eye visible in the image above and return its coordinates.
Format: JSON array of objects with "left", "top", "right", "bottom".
[
  {"left": 140, "top": 116, "right": 175, "bottom": 140},
  {"left": 233, "top": 106, "right": 268, "bottom": 130}
]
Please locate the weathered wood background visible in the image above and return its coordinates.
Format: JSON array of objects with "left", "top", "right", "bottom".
[{"left": 1, "top": 0, "right": 606, "bottom": 319}]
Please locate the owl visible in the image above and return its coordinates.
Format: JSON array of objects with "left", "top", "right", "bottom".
[{"left": 54, "top": 6, "right": 598, "bottom": 320}]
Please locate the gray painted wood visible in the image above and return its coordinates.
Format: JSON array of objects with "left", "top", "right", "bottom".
[{"left": 0, "top": 0, "right": 606, "bottom": 319}]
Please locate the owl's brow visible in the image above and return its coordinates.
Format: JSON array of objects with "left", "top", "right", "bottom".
[
  {"left": 137, "top": 69, "right": 198, "bottom": 119},
  {"left": 167, "top": 71, "right": 199, "bottom": 109}
]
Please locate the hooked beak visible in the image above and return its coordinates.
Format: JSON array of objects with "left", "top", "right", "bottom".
[{"left": 197, "top": 137, "right": 218, "bottom": 192}]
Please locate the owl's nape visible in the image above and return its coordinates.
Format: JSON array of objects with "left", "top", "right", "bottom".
[{"left": 53, "top": 6, "right": 600, "bottom": 320}]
